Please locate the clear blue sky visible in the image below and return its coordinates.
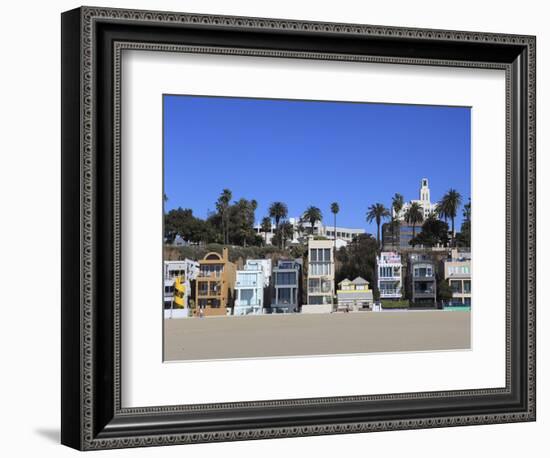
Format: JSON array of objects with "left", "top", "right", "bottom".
[{"left": 164, "top": 95, "right": 470, "bottom": 234}]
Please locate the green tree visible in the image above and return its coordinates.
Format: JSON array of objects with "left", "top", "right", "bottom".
[
  {"left": 303, "top": 206, "right": 323, "bottom": 235},
  {"left": 279, "top": 221, "right": 295, "bottom": 249},
  {"left": 391, "top": 193, "right": 404, "bottom": 249},
  {"left": 268, "top": 201, "right": 288, "bottom": 248},
  {"left": 330, "top": 202, "right": 340, "bottom": 252},
  {"left": 165, "top": 208, "right": 218, "bottom": 244},
  {"left": 456, "top": 198, "right": 471, "bottom": 248},
  {"left": 295, "top": 218, "right": 306, "bottom": 242},
  {"left": 410, "top": 214, "right": 450, "bottom": 247},
  {"left": 366, "top": 203, "right": 390, "bottom": 250},
  {"left": 227, "top": 198, "right": 259, "bottom": 247},
  {"left": 215, "top": 188, "right": 232, "bottom": 244},
  {"left": 437, "top": 279, "right": 453, "bottom": 305},
  {"left": 404, "top": 201, "right": 424, "bottom": 243},
  {"left": 260, "top": 217, "right": 272, "bottom": 244},
  {"left": 437, "top": 189, "right": 462, "bottom": 246},
  {"left": 335, "top": 234, "right": 379, "bottom": 297}
]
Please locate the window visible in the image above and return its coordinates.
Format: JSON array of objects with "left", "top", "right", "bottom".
[
  {"left": 276, "top": 272, "right": 295, "bottom": 286},
  {"left": 450, "top": 280, "right": 462, "bottom": 293},
  {"left": 209, "top": 282, "right": 221, "bottom": 295},
  {"left": 414, "top": 265, "right": 433, "bottom": 277},
  {"left": 380, "top": 266, "right": 393, "bottom": 278},
  {"left": 198, "top": 282, "right": 208, "bottom": 295},
  {"left": 324, "top": 248, "right": 331, "bottom": 262},
  {"left": 464, "top": 280, "right": 471, "bottom": 293},
  {"left": 239, "top": 289, "right": 254, "bottom": 305},
  {"left": 278, "top": 288, "right": 291, "bottom": 304},
  {"left": 310, "top": 262, "right": 331, "bottom": 276},
  {"left": 238, "top": 272, "right": 257, "bottom": 286},
  {"left": 310, "top": 249, "right": 318, "bottom": 261},
  {"left": 308, "top": 278, "right": 320, "bottom": 293}
]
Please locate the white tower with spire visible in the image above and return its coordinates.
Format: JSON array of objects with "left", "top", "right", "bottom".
[
  {"left": 420, "top": 178, "right": 430, "bottom": 203},
  {"left": 395, "top": 178, "right": 437, "bottom": 221}
]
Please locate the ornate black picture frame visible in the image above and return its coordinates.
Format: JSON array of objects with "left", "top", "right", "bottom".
[{"left": 61, "top": 6, "right": 536, "bottom": 450}]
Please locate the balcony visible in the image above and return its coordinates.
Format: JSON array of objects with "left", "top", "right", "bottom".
[
  {"left": 380, "top": 289, "right": 401, "bottom": 297},
  {"left": 198, "top": 272, "right": 222, "bottom": 279},
  {"left": 413, "top": 289, "right": 435, "bottom": 297},
  {"left": 308, "top": 287, "right": 331, "bottom": 294},
  {"left": 413, "top": 271, "right": 434, "bottom": 277}
]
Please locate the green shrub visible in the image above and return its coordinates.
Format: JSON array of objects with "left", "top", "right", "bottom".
[{"left": 381, "top": 300, "right": 410, "bottom": 309}]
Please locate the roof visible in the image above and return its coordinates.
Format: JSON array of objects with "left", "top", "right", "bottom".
[
  {"left": 338, "top": 278, "right": 351, "bottom": 286},
  {"left": 351, "top": 276, "right": 369, "bottom": 285}
]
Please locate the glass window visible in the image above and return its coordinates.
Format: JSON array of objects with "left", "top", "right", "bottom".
[
  {"left": 324, "top": 248, "right": 331, "bottom": 262},
  {"left": 310, "top": 249, "right": 318, "bottom": 261},
  {"left": 464, "top": 280, "right": 471, "bottom": 293},
  {"left": 450, "top": 280, "right": 462, "bottom": 293},
  {"left": 278, "top": 288, "right": 291, "bottom": 304},
  {"left": 198, "top": 282, "right": 208, "bottom": 294},
  {"left": 239, "top": 289, "right": 254, "bottom": 305}
]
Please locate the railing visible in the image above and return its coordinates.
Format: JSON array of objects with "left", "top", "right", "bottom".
[
  {"left": 380, "top": 289, "right": 401, "bottom": 296},
  {"left": 198, "top": 272, "right": 222, "bottom": 279},
  {"left": 414, "top": 289, "right": 435, "bottom": 295},
  {"left": 308, "top": 287, "right": 331, "bottom": 294}
]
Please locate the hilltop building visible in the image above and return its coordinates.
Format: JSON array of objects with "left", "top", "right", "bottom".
[
  {"left": 195, "top": 248, "right": 236, "bottom": 316},
  {"left": 394, "top": 178, "right": 438, "bottom": 221},
  {"left": 254, "top": 217, "right": 364, "bottom": 248}
]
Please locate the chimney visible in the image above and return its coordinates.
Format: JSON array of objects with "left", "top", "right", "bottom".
[{"left": 223, "top": 247, "right": 229, "bottom": 262}]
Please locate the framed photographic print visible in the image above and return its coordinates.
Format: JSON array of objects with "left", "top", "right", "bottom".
[{"left": 61, "top": 6, "right": 536, "bottom": 450}]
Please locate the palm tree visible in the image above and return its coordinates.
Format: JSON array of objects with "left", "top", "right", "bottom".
[
  {"left": 404, "top": 201, "right": 424, "bottom": 244},
  {"left": 269, "top": 201, "right": 288, "bottom": 248},
  {"left": 438, "top": 189, "right": 462, "bottom": 245},
  {"left": 391, "top": 193, "right": 404, "bottom": 249},
  {"left": 260, "top": 217, "right": 272, "bottom": 244},
  {"left": 330, "top": 202, "right": 340, "bottom": 253},
  {"left": 303, "top": 206, "right": 323, "bottom": 235},
  {"left": 215, "top": 188, "right": 232, "bottom": 244},
  {"left": 279, "top": 221, "right": 294, "bottom": 249},
  {"left": 463, "top": 198, "right": 471, "bottom": 223},
  {"left": 391, "top": 193, "right": 404, "bottom": 218},
  {"left": 269, "top": 201, "right": 288, "bottom": 230},
  {"left": 296, "top": 218, "right": 306, "bottom": 240},
  {"left": 366, "top": 203, "right": 390, "bottom": 249}
]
